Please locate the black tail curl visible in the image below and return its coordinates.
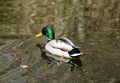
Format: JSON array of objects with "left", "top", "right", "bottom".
[{"left": 68, "top": 48, "right": 81, "bottom": 58}]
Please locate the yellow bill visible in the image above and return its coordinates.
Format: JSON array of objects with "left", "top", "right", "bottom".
[{"left": 35, "top": 32, "right": 43, "bottom": 37}]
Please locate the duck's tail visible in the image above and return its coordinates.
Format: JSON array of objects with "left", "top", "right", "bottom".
[{"left": 68, "top": 48, "right": 83, "bottom": 58}]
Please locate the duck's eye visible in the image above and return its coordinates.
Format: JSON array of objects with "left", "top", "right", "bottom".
[{"left": 42, "top": 28, "right": 47, "bottom": 35}]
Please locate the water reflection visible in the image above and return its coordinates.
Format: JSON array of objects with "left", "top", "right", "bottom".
[
  {"left": 37, "top": 42, "right": 83, "bottom": 71},
  {"left": 0, "top": 0, "right": 120, "bottom": 82},
  {"left": 42, "top": 50, "right": 83, "bottom": 71},
  {"left": 1, "top": 53, "right": 13, "bottom": 61}
]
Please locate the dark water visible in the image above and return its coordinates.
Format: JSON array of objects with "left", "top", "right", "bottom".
[{"left": 0, "top": 0, "right": 120, "bottom": 83}]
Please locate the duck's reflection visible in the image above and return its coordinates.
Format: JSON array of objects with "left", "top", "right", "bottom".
[{"left": 41, "top": 50, "right": 82, "bottom": 71}]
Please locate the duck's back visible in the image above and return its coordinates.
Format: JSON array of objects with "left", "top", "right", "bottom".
[
  {"left": 47, "top": 39, "right": 74, "bottom": 51},
  {"left": 45, "top": 37, "right": 82, "bottom": 58},
  {"left": 58, "top": 37, "right": 75, "bottom": 47}
]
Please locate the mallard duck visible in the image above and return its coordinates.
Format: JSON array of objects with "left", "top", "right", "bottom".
[{"left": 36, "top": 26, "right": 83, "bottom": 59}]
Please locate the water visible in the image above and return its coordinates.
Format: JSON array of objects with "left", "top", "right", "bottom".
[{"left": 0, "top": 0, "right": 120, "bottom": 83}]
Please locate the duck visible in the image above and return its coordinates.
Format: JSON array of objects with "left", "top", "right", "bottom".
[{"left": 36, "top": 26, "right": 83, "bottom": 60}]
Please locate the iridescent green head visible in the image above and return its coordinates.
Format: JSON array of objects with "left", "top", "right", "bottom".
[
  {"left": 42, "top": 26, "right": 55, "bottom": 40},
  {"left": 36, "top": 26, "right": 55, "bottom": 40}
]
